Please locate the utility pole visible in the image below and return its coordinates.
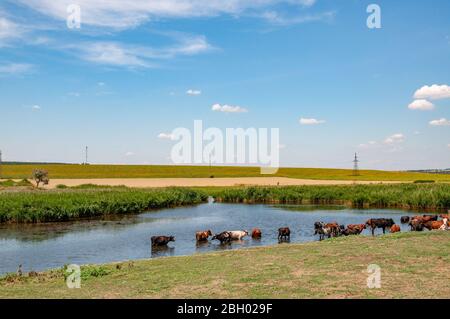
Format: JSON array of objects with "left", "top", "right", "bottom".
[
  {"left": 353, "top": 152, "right": 359, "bottom": 176},
  {"left": 85, "top": 146, "right": 88, "bottom": 165}
]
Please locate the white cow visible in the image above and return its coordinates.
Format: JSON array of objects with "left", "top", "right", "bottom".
[{"left": 228, "top": 230, "right": 249, "bottom": 240}]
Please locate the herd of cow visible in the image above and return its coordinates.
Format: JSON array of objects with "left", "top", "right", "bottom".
[{"left": 150, "top": 213, "right": 450, "bottom": 247}]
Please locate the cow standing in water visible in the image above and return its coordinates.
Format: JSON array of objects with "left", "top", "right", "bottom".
[
  {"left": 365, "top": 218, "right": 395, "bottom": 236},
  {"left": 211, "top": 231, "right": 232, "bottom": 244},
  {"left": 229, "top": 230, "right": 249, "bottom": 240},
  {"left": 278, "top": 227, "right": 291, "bottom": 241},
  {"left": 251, "top": 228, "right": 262, "bottom": 239},
  {"left": 151, "top": 236, "right": 175, "bottom": 246},
  {"left": 196, "top": 230, "right": 212, "bottom": 242}
]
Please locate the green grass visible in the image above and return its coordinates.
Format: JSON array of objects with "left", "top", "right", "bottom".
[
  {"left": 1, "top": 183, "right": 449, "bottom": 223},
  {"left": 2, "top": 164, "right": 450, "bottom": 181},
  {"left": 0, "top": 187, "right": 207, "bottom": 223},
  {"left": 0, "top": 179, "right": 33, "bottom": 187},
  {"left": 1, "top": 231, "right": 449, "bottom": 298}
]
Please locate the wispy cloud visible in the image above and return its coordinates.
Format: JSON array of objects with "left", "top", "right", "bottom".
[
  {"left": 186, "top": 89, "right": 201, "bottom": 96},
  {"left": 158, "top": 132, "right": 176, "bottom": 140},
  {"left": 31, "top": 104, "right": 41, "bottom": 111},
  {"left": 259, "top": 10, "right": 335, "bottom": 26},
  {"left": 0, "top": 16, "right": 26, "bottom": 47},
  {"left": 299, "top": 117, "right": 325, "bottom": 125},
  {"left": 67, "top": 35, "right": 212, "bottom": 68},
  {"left": 212, "top": 103, "right": 248, "bottom": 113},
  {"left": 429, "top": 118, "right": 450, "bottom": 126},
  {"left": 384, "top": 133, "right": 404, "bottom": 145},
  {"left": 16, "top": 0, "right": 318, "bottom": 29},
  {"left": 0, "top": 63, "right": 34, "bottom": 76}
]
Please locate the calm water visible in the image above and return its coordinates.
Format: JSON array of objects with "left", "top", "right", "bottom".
[{"left": 0, "top": 203, "right": 419, "bottom": 274}]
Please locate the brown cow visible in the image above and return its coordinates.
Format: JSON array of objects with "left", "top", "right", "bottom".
[
  {"left": 196, "top": 230, "right": 213, "bottom": 242},
  {"left": 251, "top": 228, "right": 262, "bottom": 239},
  {"left": 424, "top": 220, "right": 446, "bottom": 231},
  {"left": 278, "top": 227, "right": 291, "bottom": 240},
  {"left": 346, "top": 224, "right": 366, "bottom": 235},
  {"left": 390, "top": 224, "right": 401, "bottom": 233},
  {"left": 365, "top": 218, "right": 395, "bottom": 236},
  {"left": 151, "top": 235, "right": 175, "bottom": 246},
  {"left": 409, "top": 219, "right": 424, "bottom": 231}
]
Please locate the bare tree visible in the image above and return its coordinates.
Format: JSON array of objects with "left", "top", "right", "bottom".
[{"left": 32, "top": 169, "right": 49, "bottom": 188}]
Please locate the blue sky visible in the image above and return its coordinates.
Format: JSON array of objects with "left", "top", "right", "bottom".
[{"left": 0, "top": 0, "right": 449, "bottom": 170}]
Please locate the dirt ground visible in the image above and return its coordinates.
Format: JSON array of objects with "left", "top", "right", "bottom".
[{"left": 40, "top": 177, "right": 404, "bottom": 188}]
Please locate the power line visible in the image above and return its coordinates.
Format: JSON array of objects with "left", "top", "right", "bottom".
[{"left": 353, "top": 152, "right": 359, "bottom": 176}]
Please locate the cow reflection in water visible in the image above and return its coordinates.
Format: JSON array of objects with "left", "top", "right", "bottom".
[
  {"left": 195, "top": 240, "right": 210, "bottom": 249},
  {"left": 151, "top": 245, "right": 175, "bottom": 258}
]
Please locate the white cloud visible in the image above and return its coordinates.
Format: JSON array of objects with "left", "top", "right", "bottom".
[
  {"left": 414, "top": 84, "right": 450, "bottom": 100},
  {"left": 68, "top": 92, "right": 80, "bottom": 97},
  {"left": 429, "top": 118, "right": 450, "bottom": 126},
  {"left": 0, "top": 63, "right": 34, "bottom": 76},
  {"left": 384, "top": 133, "right": 404, "bottom": 145},
  {"left": 125, "top": 151, "right": 135, "bottom": 156},
  {"left": 69, "top": 35, "right": 212, "bottom": 68},
  {"left": 260, "top": 10, "right": 335, "bottom": 26},
  {"left": 299, "top": 118, "right": 325, "bottom": 125},
  {"left": 212, "top": 103, "right": 248, "bottom": 113},
  {"left": 31, "top": 105, "right": 41, "bottom": 110},
  {"left": 158, "top": 132, "right": 176, "bottom": 140},
  {"left": 186, "top": 89, "right": 201, "bottom": 96},
  {"left": 408, "top": 99, "right": 434, "bottom": 111},
  {"left": 0, "top": 16, "right": 26, "bottom": 46},
  {"left": 16, "top": 0, "right": 317, "bottom": 29}
]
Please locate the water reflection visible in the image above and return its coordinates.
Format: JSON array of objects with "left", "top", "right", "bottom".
[{"left": 151, "top": 245, "right": 175, "bottom": 258}]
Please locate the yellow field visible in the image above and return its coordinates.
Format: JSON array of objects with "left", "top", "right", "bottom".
[{"left": 1, "top": 164, "right": 449, "bottom": 181}]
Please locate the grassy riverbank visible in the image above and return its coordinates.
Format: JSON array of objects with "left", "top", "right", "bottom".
[
  {"left": 2, "top": 164, "right": 450, "bottom": 181},
  {"left": 0, "top": 187, "right": 207, "bottom": 223},
  {"left": 1, "top": 183, "right": 449, "bottom": 223},
  {"left": 1, "top": 231, "right": 449, "bottom": 298},
  {"left": 206, "top": 183, "right": 450, "bottom": 210}
]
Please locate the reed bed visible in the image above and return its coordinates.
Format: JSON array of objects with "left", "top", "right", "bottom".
[{"left": 0, "top": 187, "right": 207, "bottom": 223}]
